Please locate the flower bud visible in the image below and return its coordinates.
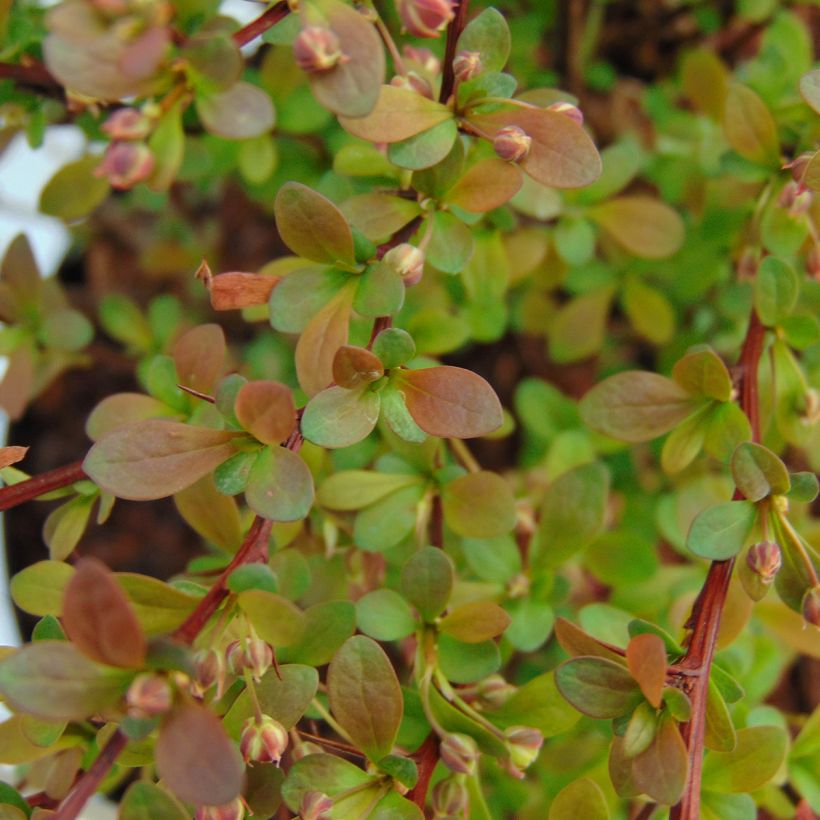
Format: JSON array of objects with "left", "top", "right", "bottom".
[
  {"left": 735, "top": 247, "right": 758, "bottom": 280},
  {"left": 803, "top": 586, "right": 820, "bottom": 628},
  {"left": 101, "top": 107, "right": 152, "bottom": 140},
  {"left": 398, "top": 0, "right": 455, "bottom": 39},
  {"left": 431, "top": 776, "right": 469, "bottom": 817},
  {"left": 226, "top": 638, "right": 273, "bottom": 680},
  {"left": 293, "top": 26, "right": 347, "bottom": 73},
  {"left": 240, "top": 715, "right": 289, "bottom": 764},
  {"left": 806, "top": 246, "right": 820, "bottom": 280},
  {"left": 299, "top": 791, "right": 333, "bottom": 820},
  {"left": 194, "top": 798, "right": 245, "bottom": 820},
  {"left": 505, "top": 725, "right": 543, "bottom": 771},
  {"left": 546, "top": 101, "right": 584, "bottom": 126},
  {"left": 476, "top": 674, "right": 516, "bottom": 708},
  {"left": 790, "top": 189, "right": 813, "bottom": 217},
  {"left": 786, "top": 152, "right": 813, "bottom": 183},
  {"left": 95, "top": 142, "right": 155, "bottom": 189},
  {"left": 493, "top": 125, "right": 532, "bottom": 163},
  {"left": 193, "top": 648, "right": 226, "bottom": 697},
  {"left": 383, "top": 243, "right": 425, "bottom": 285},
  {"left": 453, "top": 51, "right": 481, "bottom": 83},
  {"left": 778, "top": 180, "right": 800, "bottom": 209},
  {"left": 439, "top": 732, "right": 480, "bottom": 776},
  {"left": 125, "top": 673, "right": 173, "bottom": 719},
  {"left": 403, "top": 45, "right": 440, "bottom": 75},
  {"left": 390, "top": 71, "right": 433, "bottom": 99},
  {"left": 746, "top": 541, "right": 782, "bottom": 584}
]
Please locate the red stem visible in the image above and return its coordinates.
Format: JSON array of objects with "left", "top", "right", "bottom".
[
  {"left": 407, "top": 732, "right": 439, "bottom": 810},
  {"left": 670, "top": 311, "right": 765, "bottom": 820},
  {"left": 0, "top": 60, "right": 63, "bottom": 95},
  {"left": 438, "top": 0, "right": 472, "bottom": 104},
  {"left": 0, "top": 460, "right": 86, "bottom": 512},
  {"left": 52, "top": 730, "right": 128, "bottom": 820},
  {"left": 232, "top": 1, "right": 290, "bottom": 47}
]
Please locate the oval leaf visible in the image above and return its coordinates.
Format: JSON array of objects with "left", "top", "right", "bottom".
[
  {"left": 589, "top": 196, "right": 685, "bottom": 259},
  {"left": 244, "top": 446, "right": 315, "bottom": 522},
  {"left": 235, "top": 380, "right": 297, "bottom": 445},
  {"left": 442, "top": 470, "right": 516, "bottom": 538}
]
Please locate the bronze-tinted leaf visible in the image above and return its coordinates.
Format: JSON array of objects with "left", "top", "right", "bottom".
[
  {"left": 83, "top": 420, "right": 238, "bottom": 500},
  {"left": 723, "top": 83, "right": 779, "bottom": 166},
  {"left": 155, "top": 701, "right": 244, "bottom": 806},
  {"left": 439, "top": 601, "right": 511, "bottom": 643},
  {"left": 0, "top": 346, "right": 34, "bottom": 420},
  {"left": 441, "top": 470, "right": 517, "bottom": 538},
  {"left": 680, "top": 48, "right": 728, "bottom": 119},
  {"left": 466, "top": 105, "right": 602, "bottom": 188},
  {"left": 332, "top": 345, "right": 384, "bottom": 388},
  {"left": 444, "top": 157, "right": 523, "bottom": 212},
  {"left": 0, "top": 446, "right": 27, "bottom": 469},
  {"left": 85, "top": 393, "right": 178, "bottom": 441},
  {"left": 625, "top": 633, "right": 667, "bottom": 708},
  {"left": 341, "top": 193, "right": 422, "bottom": 242},
  {"left": 173, "top": 474, "right": 243, "bottom": 552},
  {"left": 62, "top": 557, "right": 146, "bottom": 668},
  {"left": 398, "top": 366, "right": 503, "bottom": 438},
  {"left": 172, "top": 324, "right": 226, "bottom": 395},
  {"left": 589, "top": 197, "right": 685, "bottom": 259},
  {"left": 0, "top": 234, "right": 41, "bottom": 317},
  {"left": 208, "top": 272, "right": 279, "bottom": 311},
  {"left": 196, "top": 81, "right": 275, "bottom": 139},
  {"left": 631, "top": 715, "right": 688, "bottom": 805},
  {"left": 234, "top": 380, "right": 297, "bottom": 445}
]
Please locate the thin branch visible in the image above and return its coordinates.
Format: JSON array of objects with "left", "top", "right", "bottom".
[
  {"left": 0, "top": 460, "right": 86, "bottom": 512},
  {"left": 438, "top": 0, "right": 471, "bottom": 104},
  {"left": 407, "top": 732, "right": 439, "bottom": 810},
  {"left": 0, "top": 59, "right": 64, "bottom": 97},
  {"left": 232, "top": 1, "right": 290, "bottom": 47}
]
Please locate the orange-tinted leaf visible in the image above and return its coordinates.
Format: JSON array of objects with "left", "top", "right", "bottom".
[
  {"left": 0, "top": 446, "right": 27, "bottom": 469},
  {"left": 234, "top": 381, "right": 296, "bottom": 445},
  {"left": 445, "top": 158, "right": 523, "bottom": 212},
  {"left": 554, "top": 618, "right": 626, "bottom": 664},
  {"left": 723, "top": 83, "right": 779, "bottom": 166},
  {"left": 0, "top": 345, "right": 35, "bottom": 421},
  {"left": 62, "top": 557, "right": 146, "bottom": 668},
  {"left": 398, "top": 366, "right": 503, "bottom": 438},
  {"left": 589, "top": 197, "right": 684, "bottom": 259},
  {"left": 84, "top": 420, "right": 238, "bottom": 500},
  {"left": 208, "top": 272, "right": 279, "bottom": 310},
  {"left": 85, "top": 393, "right": 178, "bottom": 441},
  {"left": 274, "top": 182, "right": 356, "bottom": 267},
  {"left": 173, "top": 474, "right": 243, "bottom": 553},
  {"left": 302, "top": 0, "right": 385, "bottom": 118},
  {"left": 466, "top": 106, "right": 601, "bottom": 188},
  {"left": 172, "top": 324, "right": 226, "bottom": 395},
  {"left": 631, "top": 715, "right": 688, "bottom": 805},
  {"left": 296, "top": 283, "right": 355, "bottom": 396},
  {"left": 625, "top": 633, "right": 667, "bottom": 708},
  {"left": 439, "top": 601, "right": 511, "bottom": 643},
  {"left": 156, "top": 702, "right": 244, "bottom": 806},
  {"left": 339, "top": 85, "right": 453, "bottom": 143},
  {"left": 0, "top": 234, "right": 41, "bottom": 318},
  {"left": 332, "top": 346, "right": 383, "bottom": 388},
  {"left": 680, "top": 48, "right": 728, "bottom": 119},
  {"left": 441, "top": 470, "right": 516, "bottom": 538}
]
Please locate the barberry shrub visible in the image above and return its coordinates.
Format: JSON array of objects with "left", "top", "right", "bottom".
[{"left": 0, "top": 1, "right": 818, "bottom": 818}]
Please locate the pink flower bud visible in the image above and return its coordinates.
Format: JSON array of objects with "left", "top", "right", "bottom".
[
  {"left": 246, "top": 638, "right": 273, "bottom": 680},
  {"left": 505, "top": 725, "right": 543, "bottom": 771},
  {"left": 383, "top": 243, "right": 425, "bottom": 286},
  {"left": 299, "top": 791, "right": 333, "bottom": 820},
  {"left": 390, "top": 71, "right": 433, "bottom": 99},
  {"left": 402, "top": 46, "right": 441, "bottom": 75},
  {"left": 101, "top": 107, "right": 152, "bottom": 140},
  {"left": 476, "top": 674, "right": 517, "bottom": 708},
  {"left": 803, "top": 586, "right": 820, "bottom": 628},
  {"left": 398, "top": 0, "right": 455, "bottom": 39},
  {"left": 431, "top": 776, "right": 469, "bottom": 817},
  {"left": 493, "top": 125, "right": 532, "bottom": 163},
  {"left": 192, "top": 648, "right": 226, "bottom": 697},
  {"left": 439, "top": 732, "right": 480, "bottom": 775},
  {"left": 95, "top": 142, "right": 155, "bottom": 190},
  {"left": 746, "top": 541, "right": 782, "bottom": 584},
  {"left": 125, "top": 673, "right": 173, "bottom": 719},
  {"left": 240, "top": 715, "right": 289, "bottom": 764},
  {"left": 546, "top": 101, "right": 584, "bottom": 126},
  {"left": 785, "top": 152, "right": 813, "bottom": 183},
  {"left": 453, "top": 50, "right": 482, "bottom": 83},
  {"left": 194, "top": 798, "right": 245, "bottom": 820},
  {"left": 778, "top": 180, "right": 800, "bottom": 209},
  {"left": 293, "top": 26, "right": 348, "bottom": 73}
]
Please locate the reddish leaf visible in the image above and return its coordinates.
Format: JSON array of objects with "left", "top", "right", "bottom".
[
  {"left": 439, "top": 601, "right": 511, "bottom": 643},
  {"left": 625, "top": 633, "right": 667, "bottom": 708},
  {"left": 0, "top": 446, "right": 28, "bottom": 469},
  {"left": 444, "top": 157, "right": 523, "bottom": 212},
  {"left": 62, "top": 557, "right": 146, "bottom": 668},
  {"left": 0, "top": 345, "right": 35, "bottom": 421},
  {"left": 398, "top": 366, "right": 503, "bottom": 438},
  {"left": 631, "top": 715, "right": 688, "bottom": 805},
  {"left": 173, "top": 474, "right": 243, "bottom": 553},
  {"left": 85, "top": 392, "right": 178, "bottom": 441},
  {"left": 172, "top": 324, "right": 226, "bottom": 395},
  {"left": 332, "top": 346, "right": 384, "bottom": 388},
  {"left": 156, "top": 702, "right": 244, "bottom": 806},
  {"left": 208, "top": 272, "right": 279, "bottom": 310},
  {"left": 234, "top": 381, "right": 297, "bottom": 445}
]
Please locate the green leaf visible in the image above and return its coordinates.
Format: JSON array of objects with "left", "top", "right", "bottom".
[
  {"left": 237, "top": 589, "right": 305, "bottom": 647},
  {"left": 83, "top": 420, "right": 238, "bottom": 501},
  {"left": 401, "top": 547, "right": 453, "bottom": 622},
  {"left": 672, "top": 347, "right": 733, "bottom": 402},
  {"left": 155, "top": 702, "right": 244, "bottom": 806},
  {"left": 705, "top": 679, "right": 737, "bottom": 752},
  {"left": 589, "top": 197, "right": 685, "bottom": 259},
  {"left": 282, "top": 754, "right": 373, "bottom": 813},
  {"left": 704, "top": 402, "right": 752, "bottom": 463},
  {"left": 398, "top": 366, "right": 503, "bottom": 439},
  {"left": 353, "top": 261, "right": 404, "bottom": 317},
  {"left": 120, "top": 782, "right": 189, "bottom": 820},
  {"left": 504, "top": 598, "right": 554, "bottom": 652},
  {"left": 328, "top": 636, "right": 403, "bottom": 761},
  {"left": 580, "top": 371, "right": 699, "bottom": 443},
  {"left": 426, "top": 210, "right": 475, "bottom": 274},
  {"left": 244, "top": 446, "right": 314, "bottom": 522},
  {"left": 462, "top": 534, "right": 521, "bottom": 583},
  {"left": 196, "top": 81, "right": 275, "bottom": 139},
  {"left": 623, "top": 701, "right": 658, "bottom": 758},
  {"left": 356, "top": 589, "right": 417, "bottom": 641},
  {"left": 660, "top": 404, "right": 709, "bottom": 474},
  {"left": 342, "top": 194, "right": 421, "bottom": 242},
  {"left": 549, "top": 778, "right": 609, "bottom": 819},
  {"left": 353, "top": 483, "right": 425, "bottom": 551},
  {"left": 700, "top": 792, "right": 757, "bottom": 820},
  {"left": 787, "top": 471, "right": 819, "bottom": 503},
  {"left": 0, "top": 642, "right": 129, "bottom": 721},
  {"left": 372, "top": 328, "right": 416, "bottom": 370},
  {"left": 457, "top": 8, "right": 510, "bottom": 73},
  {"left": 227, "top": 564, "right": 278, "bottom": 594},
  {"left": 437, "top": 634, "right": 501, "bottom": 683},
  {"left": 441, "top": 470, "right": 516, "bottom": 538},
  {"left": 377, "top": 754, "right": 418, "bottom": 789},
  {"left": 278, "top": 601, "right": 356, "bottom": 666},
  {"left": 0, "top": 783, "right": 32, "bottom": 819},
  {"left": 631, "top": 715, "right": 688, "bottom": 805},
  {"left": 555, "top": 656, "right": 642, "bottom": 719},
  {"left": 754, "top": 256, "right": 799, "bottom": 327},
  {"left": 439, "top": 601, "right": 511, "bottom": 643},
  {"left": 115, "top": 573, "right": 199, "bottom": 636},
  {"left": 701, "top": 725, "right": 788, "bottom": 792},
  {"left": 274, "top": 182, "right": 356, "bottom": 267},
  {"left": 269, "top": 267, "right": 349, "bottom": 333},
  {"left": 43, "top": 495, "right": 94, "bottom": 561},
  {"left": 723, "top": 83, "right": 779, "bottom": 166},
  {"left": 147, "top": 102, "right": 185, "bottom": 192},
  {"left": 548, "top": 285, "right": 614, "bottom": 363},
  {"left": 39, "top": 155, "right": 109, "bottom": 221},
  {"left": 223, "top": 664, "right": 319, "bottom": 736},
  {"left": 318, "top": 470, "right": 422, "bottom": 511},
  {"left": 686, "top": 500, "right": 757, "bottom": 560},
  {"left": 339, "top": 85, "right": 453, "bottom": 142},
  {"left": 302, "top": 385, "right": 380, "bottom": 448},
  {"left": 388, "top": 119, "right": 458, "bottom": 171},
  {"left": 534, "top": 462, "right": 609, "bottom": 568},
  {"left": 731, "top": 441, "right": 790, "bottom": 501},
  {"left": 800, "top": 68, "right": 820, "bottom": 113},
  {"left": 487, "top": 672, "right": 580, "bottom": 737}
]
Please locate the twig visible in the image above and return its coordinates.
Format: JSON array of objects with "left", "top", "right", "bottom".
[
  {"left": 0, "top": 460, "right": 86, "bottom": 512},
  {"left": 0, "top": 60, "right": 64, "bottom": 98},
  {"left": 232, "top": 1, "right": 290, "bottom": 47},
  {"left": 438, "top": 0, "right": 471, "bottom": 104},
  {"left": 407, "top": 732, "right": 439, "bottom": 810}
]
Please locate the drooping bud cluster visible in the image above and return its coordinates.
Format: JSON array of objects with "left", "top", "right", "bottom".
[
  {"left": 194, "top": 797, "right": 245, "bottom": 820},
  {"left": 192, "top": 647, "right": 227, "bottom": 698},
  {"left": 383, "top": 243, "right": 425, "bottom": 286},
  {"left": 95, "top": 141, "right": 155, "bottom": 190},
  {"left": 101, "top": 107, "right": 152, "bottom": 140},
  {"left": 299, "top": 791, "right": 334, "bottom": 820},
  {"left": 735, "top": 246, "right": 759, "bottom": 280},
  {"left": 240, "top": 715, "right": 289, "bottom": 764},
  {"left": 293, "top": 26, "right": 348, "bottom": 73},
  {"left": 546, "top": 100, "right": 584, "bottom": 126},
  {"left": 403, "top": 45, "right": 441, "bottom": 76},
  {"left": 493, "top": 125, "right": 532, "bottom": 163},
  {"left": 504, "top": 725, "right": 543, "bottom": 775},
  {"left": 226, "top": 637, "right": 273, "bottom": 681},
  {"left": 397, "top": 0, "right": 455, "bottom": 38},
  {"left": 431, "top": 775, "right": 469, "bottom": 818},
  {"left": 777, "top": 180, "right": 813, "bottom": 217},
  {"left": 475, "top": 674, "right": 517, "bottom": 709},
  {"left": 746, "top": 541, "right": 782, "bottom": 584},
  {"left": 453, "top": 50, "right": 482, "bottom": 83},
  {"left": 125, "top": 673, "right": 173, "bottom": 719},
  {"left": 439, "top": 732, "right": 480, "bottom": 775},
  {"left": 803, "top": 586, "right": 820, "bottom": 628}
]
